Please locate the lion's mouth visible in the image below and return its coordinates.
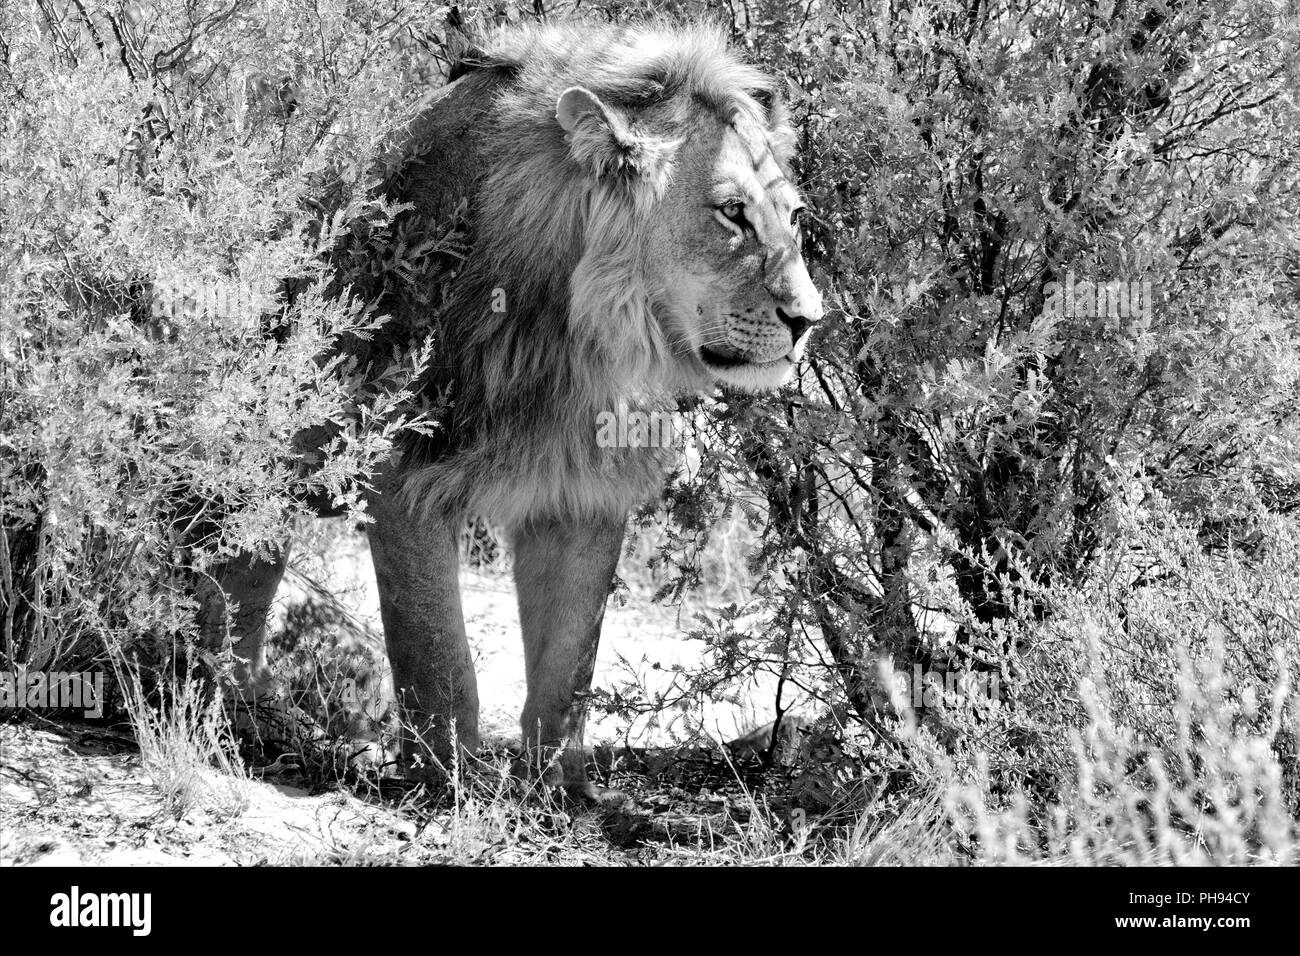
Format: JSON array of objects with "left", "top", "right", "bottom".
[
  {"left": 698, "top": 346, "right": 751, "bottom": 369},
  {"left": 699, "top": 346, "right": 793, "bottom": 370}
]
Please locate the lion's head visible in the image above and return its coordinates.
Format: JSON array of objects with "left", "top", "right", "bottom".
[
  {"left": 468, "top": 23, "right": 823, "bottom": 402},
  {"left": 399, "top": 22, "right": 825, "bottom": 523},
  {"left": 554, "top": 74, "right": 823, "bottom": 392}
]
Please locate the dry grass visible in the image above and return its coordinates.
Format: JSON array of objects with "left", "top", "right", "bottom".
[
  {"left": 112, "top": 657, "right": 251, "bottom": 820},
  {"left": 95, "top": 498, "right": 1299, "bottom": 866}
]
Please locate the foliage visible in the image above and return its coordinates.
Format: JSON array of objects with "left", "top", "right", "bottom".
[
  {"left": 0, "top": 0, "right": 443, "bottom": 673},
  {"left": 2, "top": 0, "right": 1298, "bottom": 862},
  {"left": 648, "top": 0, "right": 1300, "bottom": 708},
  {"left": 629, "top": 0, "right": 1300, "bottom": 853}
]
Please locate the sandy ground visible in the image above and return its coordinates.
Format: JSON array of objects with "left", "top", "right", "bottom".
[
  {"left": 1, "top": 526, "right": 787, "bottom": 866},
  {"left": 0, "top": 720, "right": 425, "bottom": 866},
  {"left": 281, "top": 524, "right": 789, "bottom": 747}
]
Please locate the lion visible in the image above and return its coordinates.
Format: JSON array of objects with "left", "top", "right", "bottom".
[{"left": 198, "top": 20, "right": 823, "bottom": 803}]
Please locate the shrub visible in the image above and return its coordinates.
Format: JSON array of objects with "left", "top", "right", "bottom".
[{"left": 0, "top": 0, "right": 445, "bottom": 678}]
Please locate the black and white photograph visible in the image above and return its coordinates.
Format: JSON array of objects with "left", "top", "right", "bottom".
[{"left": 0, "top": 0, "right": 1296, "bottom": 916}]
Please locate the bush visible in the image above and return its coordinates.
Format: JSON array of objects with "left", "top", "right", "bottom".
[
  {"left": 2, "top": 0, "right": 1297, "bottom": 863},
  {"left": 0, "top": 0, "right": 442, "bottom": 677}
]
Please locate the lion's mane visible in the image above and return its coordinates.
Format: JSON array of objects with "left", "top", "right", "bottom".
[{"left": 390, "top": 21, "right": 796, "bottom": 528}]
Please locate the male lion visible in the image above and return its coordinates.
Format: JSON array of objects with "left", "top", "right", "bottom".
[{"left": 201, "top": 21, "right": 823, "bottom": 802}]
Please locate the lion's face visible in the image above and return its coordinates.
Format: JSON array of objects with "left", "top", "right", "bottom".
[
  {"left": 645, "top": 112, "right": 824, "bottom": 392},
  {"left": 555, "top": 84, "right": 823, "bottom": 394}
]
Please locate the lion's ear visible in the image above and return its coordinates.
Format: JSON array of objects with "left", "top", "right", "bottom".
[
  {"left": 555, "top": 86, "right": 675, "bottom": 187},
  {"left": 556, "top": 86, "right": 616, "bottom": 136}
]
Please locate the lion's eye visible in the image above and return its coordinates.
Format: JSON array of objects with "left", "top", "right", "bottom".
[
  {"left": 715, "top": 201, "right": 752, "bottom": 238},
  {"left": 791, "top": 206, "right": 807, "bottom": 228}
]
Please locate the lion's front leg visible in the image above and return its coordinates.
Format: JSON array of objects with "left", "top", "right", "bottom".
[
  {"left": 368, "top": 490, "right": 479, "bottom": 775},
  {"left": 196, "top": 545, "right": 290, "bottom": 695},
  {"left": 512, "top": 513, "right": 625, "bottom": 798}
]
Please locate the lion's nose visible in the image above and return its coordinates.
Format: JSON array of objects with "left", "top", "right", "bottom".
[{"left": 777, "top": 307, "right": 815, "bottom": 343}]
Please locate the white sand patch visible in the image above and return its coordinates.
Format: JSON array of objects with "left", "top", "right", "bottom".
[
  {"left": 0, "top": 722, "right": 424, "bottom": 867},
  {"left": 279, "top": 525, "right": 790, "bottom": 750},
  {"left": 1, "top": 722, "right": 229, "bottom": 866}
]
